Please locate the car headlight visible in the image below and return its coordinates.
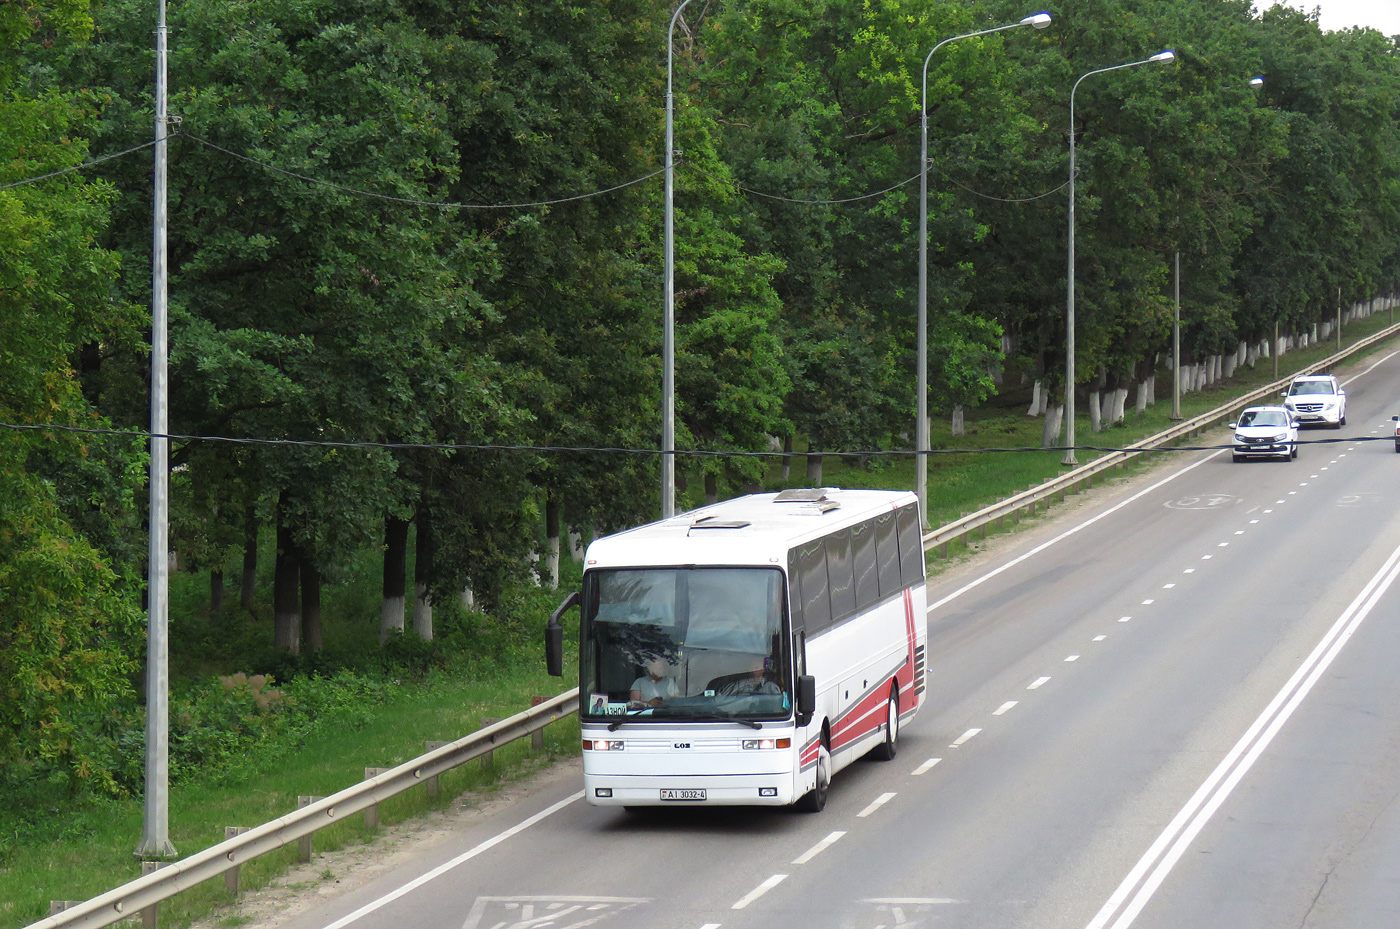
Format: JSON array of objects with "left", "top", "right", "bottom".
[{"left": 1273, "top": 433, "right": 1289, "bottom": 443}]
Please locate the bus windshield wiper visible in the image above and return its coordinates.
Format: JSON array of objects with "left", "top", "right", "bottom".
[
  {"left": 683, "top": 714, "right": 763, "bottom": 729},
  {"left": 608, "top": 712, "right": 762, "bottom": 731}
]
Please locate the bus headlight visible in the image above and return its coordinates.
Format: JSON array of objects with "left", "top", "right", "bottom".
[
  {"left": 583, "top": 739, "right": 625, "bottom": 751},
  {"left": 742, "top": 738, "right": 791, "bottom": 750}
]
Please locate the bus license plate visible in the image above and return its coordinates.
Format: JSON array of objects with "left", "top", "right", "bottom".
[{"left": 660, "top": 788, "right": 706, "bottom": 801}]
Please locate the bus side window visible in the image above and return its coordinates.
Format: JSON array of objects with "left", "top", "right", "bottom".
[
  {"left": 797, "top": 539, "right": 831, "bottom": 632},
  {"left": 896, "top": 504, "right": 924, "bottom": 588},
  {"left": 825, "top": 528, "right": 855, "bottom": 622},
  {"left": 874, "top": 511, "right": 901, "bottom": 597},
  {"left": 851, "top": 518, "right": 879, "bottom": 610},
  {"left": 787, "top": 550, "right": 803, "bottom": 632}
]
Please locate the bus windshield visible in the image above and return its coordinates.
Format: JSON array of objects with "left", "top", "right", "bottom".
[{"left": 580, "top": 567, "right": 790, "bottom": 721}]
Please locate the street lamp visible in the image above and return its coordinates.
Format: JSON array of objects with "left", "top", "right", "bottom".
[
  {"left": 1063, "top": 50, "right": 1175, "bottom": 466},
  {"left": 662, "top": 0, "right": 697, "bottom": 518},
  {"left": 1172, "top": 75, "right": 1263, "bottom": 420},
  {"left": 916, "top": 11, "right": 1051, "bottom": 528}
]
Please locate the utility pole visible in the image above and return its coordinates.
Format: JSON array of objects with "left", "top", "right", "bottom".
[{"left": 136, "top": 0, "right": 175, "bottom": 860}]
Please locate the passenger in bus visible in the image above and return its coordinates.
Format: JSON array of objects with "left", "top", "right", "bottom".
[
  {"left": 630, "top": 658, "right": 680, "bottom": 707},
  {"left": 719, "top": 656, "right": 781, "bottom": 696}
]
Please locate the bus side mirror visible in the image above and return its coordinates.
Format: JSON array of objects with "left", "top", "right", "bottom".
[
  {"left": 546, "top": 590, "right": 580, "bottom": 677},
  {"left": 796, "top": 674, "right": 816, "bottom": 723}
]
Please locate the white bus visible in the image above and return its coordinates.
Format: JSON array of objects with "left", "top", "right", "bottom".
[{"left": 545, "top": 487, "right": 927, "bottom": 811}]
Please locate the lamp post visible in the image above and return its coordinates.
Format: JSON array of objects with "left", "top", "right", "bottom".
[
  {"left": 916, "top": 11, "right": 1051, "bottom": 528},
  {"left": 1171, "top": 75, "right": 1262, "bottom": 421},
  {"left": 661, "top": 0, "right": 696, "bottom": 519},
  {"left": 1063, "top": 50, "right": 1175, "bottom": 466}
]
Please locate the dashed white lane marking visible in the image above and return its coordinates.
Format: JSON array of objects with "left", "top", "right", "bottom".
[
  {"left": 794, "top": 832, "right": 846, "bottom": 864},
  {"left": 1218, "top": 542, "right": 1229, "bottom": 547},
  {"left": 1250, "top": 519, "right": 1259, "bottom": 524},
  {"left": 733, "top": 874, "right": 787, "bottom": 909},
  {"left": 858, "top": 793, "right": 897, "bottom": 818},
  {"left": 1183, "top": 568, "right": 1195, "bottom": 574},
  {"left": 700, "top": 924, "right": 721, "bottom": 929},
  {"left": 1163, "top": 583, "right": 1176, "bottom": 589},
  {"left": 927, "top": 450, "right": 1223, "bottom": 615},
  {"left": 1143, "top": 598, "right": 1156, "bottom": 604},
  {"left": 950, "top": 728, "right": 981, "bottom": 747},
  {"left": 1202, "top": 555, "right": 1213, "bottom": 560},
  {"left": 1234, "top": 530, "right": 1244, "bottom": 535},
  {"left": 993, "top": 701, "right": 1018, "bottom": 716},
  {"left": 1065, "top": 655, "right": 1080, "bottom": 662},
  {"left": 1029, "top": 677, "right": 1051, "bottom": 689},
  {"left": 912, "top": 757, "right": 942, "bottom": 776},
  {"left": 1264, "top": 508, "right": 1273, "bottom": 513},
  {"left": 1093, "top": 635, "right": 1107, "bottom": 642},
  {"left": 1119, "top": 616, "right": 1132, "bottom": 622}
]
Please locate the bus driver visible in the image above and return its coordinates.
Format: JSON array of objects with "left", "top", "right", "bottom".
[{"left": 630, "top": 658, "right": 679, "bottom": 707}]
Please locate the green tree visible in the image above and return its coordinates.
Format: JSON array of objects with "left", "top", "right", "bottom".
[{"left": 0, "top": 0, "right": 145, "bottom": 793}]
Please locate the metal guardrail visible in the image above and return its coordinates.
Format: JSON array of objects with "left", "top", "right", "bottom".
[
  {"left": 922, "top": 312, "right": 1400, "bottom": 556},
  {"left": 27, "top": 689, "right": 580, "bottom": 929},
  {"left": 29, "top": 304, "right": 1399, "bottom": 929}
]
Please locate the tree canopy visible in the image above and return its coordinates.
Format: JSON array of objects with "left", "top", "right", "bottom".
[{"left": 4, "top": 0, "right": 1399, "bottom": 792}]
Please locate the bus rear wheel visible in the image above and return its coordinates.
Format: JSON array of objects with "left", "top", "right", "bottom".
[
  {"left": 870, "top": 687, "right": 899, "bottom": 761},
  {"left": 796, "top": 739, "right": 831, "bottom": 812}
]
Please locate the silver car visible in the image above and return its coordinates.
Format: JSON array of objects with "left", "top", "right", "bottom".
[{"left": 1230, "top": 406, "right": 1299, "bottom": 462}]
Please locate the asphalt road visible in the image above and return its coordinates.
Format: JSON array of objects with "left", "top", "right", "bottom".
[{"left": 260, "top": 345, "right": 1400, "bottom": 929}]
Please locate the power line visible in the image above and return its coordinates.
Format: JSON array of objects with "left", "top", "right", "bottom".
[
  {"left": 183, "top": 133, "right": 666, "bottom": 210},
  {"left": 1, "top": 419, "right": 1378, "bottom": 458},
  {"left": 681, "top": 162, "right": 922, "bottom": 205},
  {"left": 0, "top": 138, "right": 165, "bottom": 191}
]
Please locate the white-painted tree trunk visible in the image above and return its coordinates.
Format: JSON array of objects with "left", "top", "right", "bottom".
[
  {"left": 546, "top": 534, "right": 560, "bottom": 591},
  {"left": 411, "top": 583, "right": 432, "bottom": 641},
  {"left": 1089, "top": 390, "right": 1102, "bottom": 432},
  {"left": 380, "top": 594, "right": 405, "bottom": 640},
  {"left": 569, "top": 529, "right": 585, "bottom": 562},
  {"left": 461, "top": 586, "right": 475, "bottom": 609},
  {"left": 1042, "top": 403, "right": 1064, "bottom": 447},
  {"left": 1146, "top": 374, "right": 1156, "bottom": 406},
  {"left": 1029, "top": 380, "right": 1043, "bottom": 417},
  {"left": 1135, "top": 380, "right": 1149, "bottom": 413},
  {"left": 951, "top": 405, "right": 965, "bottom": 436}
]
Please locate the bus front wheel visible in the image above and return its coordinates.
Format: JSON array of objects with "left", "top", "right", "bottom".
[{"left": 796, "top": 739, "right": 831, "bottom": 812}]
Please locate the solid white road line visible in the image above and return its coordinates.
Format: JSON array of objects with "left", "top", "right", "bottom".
[
  {"left": 321, "top": 791, "right": 585, "bottom": 929},
  {"left": 1085, "top": 539, "right": 1400, "bottom": 929},
  {"left": 732, "top": 874, "right": 787, "bottom": 909}
]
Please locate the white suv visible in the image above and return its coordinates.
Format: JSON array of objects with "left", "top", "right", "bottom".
[{"left": 1282, "top": 374, "right": 1346, "bottom": 428}]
